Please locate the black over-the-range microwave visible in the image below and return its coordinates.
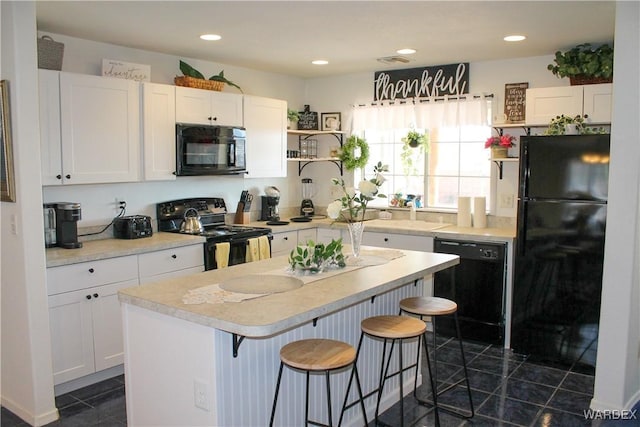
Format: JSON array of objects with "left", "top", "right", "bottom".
[{"left": 175, "top": 123, "right": 247, "bottom": 176}]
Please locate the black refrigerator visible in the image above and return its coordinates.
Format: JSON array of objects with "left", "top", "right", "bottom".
[{"left": 512, "top": 134, "right": 609, "bottom": 370}]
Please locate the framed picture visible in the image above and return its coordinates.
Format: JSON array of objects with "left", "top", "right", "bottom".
[
  {"left": 321, "top": 112, "right": 341, "bottom": 131},
  {"left": 1, "top": 80, "right": 16, "bottom": 202}
]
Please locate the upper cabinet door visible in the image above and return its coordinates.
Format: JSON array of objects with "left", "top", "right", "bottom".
[
  {"left": 39, "top": 70, "right": 64, "bottom": 185},
  {"left": 582, "top": 83, "right": 612, "bottom": 123},
  {"left": 525, "top": 86, "right": 583, "bottom": 125},
  {"left": 175, "top": 86, "right": 243, "bottom": 126},
  {"left": 59, "top": 73, "right": 140, "bottom": 184},
  {"left": 142, "top": 83, "right": 176, "bottom": 181},
  {"left": 243, "top": 95, "right": 287, "bottom": 178}
]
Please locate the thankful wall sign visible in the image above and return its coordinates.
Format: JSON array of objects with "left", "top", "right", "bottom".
[{"left": 373, "top": 63, "right": 469, "bottom": 101}]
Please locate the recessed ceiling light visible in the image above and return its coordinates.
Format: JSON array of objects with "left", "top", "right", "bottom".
[
  {"left": 397, "top": 48, "right": 416, "bottom": 55},
  {"left": 200, "top": 34, "right": 222, "bottom": 41},
  {"left": 312, "top": 60, "right": 329, "bottom": 65},
  {"left": 504, "top": 35, "right": 526, "bottom": 42}
]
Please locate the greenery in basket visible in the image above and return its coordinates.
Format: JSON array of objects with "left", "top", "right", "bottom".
[
  {"left": 547, "top": 43, "right": 614, "bottom": 80},
  {"left": 543, "top": 114, "right": 607, "bottom": 135},
  {"left": 289, "top": 238, "right": 346, "bottom": 273},
  {"left": 400, "top": 130, "right": 428, "bottom": 177},
  {"left": 287, "top": 108, "right": 300, "bottom": 123},
  {"left": 179, "top": 60, "right": 243, "bottom": 92}
]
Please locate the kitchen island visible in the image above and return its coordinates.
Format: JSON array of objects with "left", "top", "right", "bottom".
[{"left": 118, "top": 247, "right": 458, "bottom": 426}]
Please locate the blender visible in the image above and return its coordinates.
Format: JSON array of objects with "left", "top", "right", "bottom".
[{"left": 300, "top": 178, "right": 315, "bottom": 217}]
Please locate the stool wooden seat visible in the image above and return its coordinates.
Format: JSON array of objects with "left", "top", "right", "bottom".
[
  {"left": 270, "top": 338, "right": 367, "bottom": 427},
  {"left": 361, "top": 315, "right": 427, "bottom": 339},
  {"left": 280, "top": 339, "right": 356, "bottom": 371},
  {"left": 340, "top": 315, "right": 439, "bottom": 427},
  {"left": 400, "top": 296, "right": 457, "bottom": 316},
  {"left": 400, "top": 296, "right": 474, "bottom": 420}
]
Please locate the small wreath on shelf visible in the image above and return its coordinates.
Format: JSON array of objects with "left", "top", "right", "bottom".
[{"left": 339, "top": 135, "right": 370, "bottom": 170}]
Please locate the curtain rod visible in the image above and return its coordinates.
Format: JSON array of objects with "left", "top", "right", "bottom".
[{"left": 353, "top": 93, "right": 494, "bottom": 107}]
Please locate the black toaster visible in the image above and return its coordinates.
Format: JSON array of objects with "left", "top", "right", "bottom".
[{"left": 113, "top": 215, "right": 153, "bottom": 239}]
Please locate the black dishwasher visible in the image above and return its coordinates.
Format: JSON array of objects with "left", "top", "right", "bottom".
[{"left": 434, "top": 238, "right": 507, "bottom": 345}]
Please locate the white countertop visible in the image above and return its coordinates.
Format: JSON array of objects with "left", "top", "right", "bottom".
[
  {"left": 46, "top": 232, "right": 206, "bottom": 267},
  {"left": 118, "top": 248, "right": 459, "bottom": 337}
]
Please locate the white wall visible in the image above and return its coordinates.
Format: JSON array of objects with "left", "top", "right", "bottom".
[
  {"left": 1, "top": 3, "right": 58, "bottom": 425},
  {"left": 592, "top": 0, "right": 640, "bottom": 412}
]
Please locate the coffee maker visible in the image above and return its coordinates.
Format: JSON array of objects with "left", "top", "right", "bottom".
[
  {"left": 54, "top": 202, "right": 83, "bottom": 249},
  {"left": 260, "top": 196, "right": 280, "bottom": 221}
]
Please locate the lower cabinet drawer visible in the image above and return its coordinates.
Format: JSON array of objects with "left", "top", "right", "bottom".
[
  {"left": 138, "top": 244, "right": 204, "bottom": 278},
  {"left": 271, "top": 231, "right": 297, "bottom": 257},
  {"left": 47, "top": 255, "right": 138, "bottom": 296}
]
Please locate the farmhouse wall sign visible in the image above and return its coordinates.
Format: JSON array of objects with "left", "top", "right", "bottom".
[
  {"left": 297, "top": 105, "right": 319, "bottom": 131},
  {"left": 374, "top": 63, "right": 469, "bottom": 101},
  {"left": 504, "top": 82, "right": 528, "bottom": 123}
]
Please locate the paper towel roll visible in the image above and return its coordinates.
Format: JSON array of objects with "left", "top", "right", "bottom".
[
  {"left": 457, "top": 197, "right": 472, "bottom": 227},
  {"left": 473, "top": 197, "right": 487, "bottom": 228}
]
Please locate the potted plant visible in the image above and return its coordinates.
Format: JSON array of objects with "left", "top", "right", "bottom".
[
  {"left": 287, "top": 108, "right": 299, "bottom": 129},
  {"left": 547, "top": 43, "right": 614, "bottom": 85},
  {"left": 176, "top": 60, "right": 243, "bottom": 92},
  {"left": 485, "top": 134, "right": 516, "bottom": 158},
  {"left": 288, "top": 238, "right": 346, "bottom": 274},
  {"left": 543, "top": 114, "right": 607, "bottom": 135},
  {"left": 400, "top": 130, "right": 428, "bottom": 177}
]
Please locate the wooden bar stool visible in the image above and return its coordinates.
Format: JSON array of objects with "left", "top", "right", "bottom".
[
  {"left": 399, "top": 296, "right": 474, "bottom": 419},
  {"left": 269, "top": 338, "right": 367, "bottom": 427},
  {"left": 340, "top": 315, "right": 440, "bottom": 427}
]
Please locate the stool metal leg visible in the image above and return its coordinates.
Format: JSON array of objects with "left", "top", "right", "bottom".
[
  {"left": 325, "top": 371, "right": 333, "bottom": 427},
  {"left": 338, "top": 333, "right": 368, "bottom": 427},
  {"left": 305, "top": 371, "right": 310, "bottom": 426},
  {"left": 270, "top": 362, "right": 285, "bottom": 427},
  {"left": 421, "top": 331, "right": 441, "bottom": 427},
  {"left": 454, "top": 312, "right": 475, "bottom": 418}
]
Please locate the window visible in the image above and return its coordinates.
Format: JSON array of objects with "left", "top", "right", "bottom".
[{"left": 352, "top": 98, "right": 492, "bottom": 210}]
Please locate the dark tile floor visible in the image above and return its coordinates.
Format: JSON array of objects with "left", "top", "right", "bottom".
[{"left": 1, "top": 334, "right": 638, "bottom": 426}]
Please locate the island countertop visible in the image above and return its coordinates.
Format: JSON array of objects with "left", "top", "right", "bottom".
[{"left": 118, "top": 247, "right": 459, "bottom": 338}]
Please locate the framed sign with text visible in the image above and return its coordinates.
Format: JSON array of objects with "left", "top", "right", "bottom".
[
  {"left": 504, "top": 82, "right": 528, "bottom": 123},
  {"left": 373, "top": 63, "right": 469, "bottom": 101}
]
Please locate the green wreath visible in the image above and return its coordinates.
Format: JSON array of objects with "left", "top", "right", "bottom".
[{"left": 339, "top": 135, "right": 370, "bottom": 170}]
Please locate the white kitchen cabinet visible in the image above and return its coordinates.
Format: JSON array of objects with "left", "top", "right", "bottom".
[
  {"left": 525, "top": 83, "right": 612, "bottom": 125},
  {"left": 142, "top": 82, "right": 176, "bottom": 181},
  {"left": 47, "top": 255, "right": 139, "bottom": 385},
  {"left": 271, "top": 230, "right": 298, "bottom": 257},
  {"left": 175, "top": 86, "right": 243, "bottom": 126},
  {"left": 39, "top": 71, "right": 141, "bottom": 185},
  {"left": 316, "top": 228, "right": 343, "bottom": 244},
  {"left": 297, "top": 228, "right": 317, "bottom": 245},
  {"left": 138, "top": 244, "right": 204, "bottom": 284},
  {"left": 244, "top": 95, "right": 287, "bottom": 178},
  {"left": 362, "top": 231, "right": 432, "bottom": 252}
]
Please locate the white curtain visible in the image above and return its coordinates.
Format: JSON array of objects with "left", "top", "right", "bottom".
[{"left": 352, "top": 95, "right": 491, "bottom": 131}]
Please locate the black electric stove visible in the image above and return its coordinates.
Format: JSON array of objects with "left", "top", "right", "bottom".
[{"left": 156, "top": 197, "right": 272, "bottom": 270}]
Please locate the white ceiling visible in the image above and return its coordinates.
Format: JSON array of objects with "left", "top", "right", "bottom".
[{"left": 35, "top": 1, "right": 616, "bottom": 78}]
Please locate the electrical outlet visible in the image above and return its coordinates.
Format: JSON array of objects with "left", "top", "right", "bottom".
[
  {"left": 194, "top": 379, "right": 210, "bottom": 411},
  {"left": 114, "top": 197, "right": 126, "bottom": 215},
  {"left": 498, "top": 194, "right": 514, "bottom": 209}
]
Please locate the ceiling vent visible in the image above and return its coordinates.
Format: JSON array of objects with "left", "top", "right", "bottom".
[{"left": 376, "top": 55, "right": 411, "bottom": 65}]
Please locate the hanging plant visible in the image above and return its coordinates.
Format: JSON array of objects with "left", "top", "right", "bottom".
[
  {"left": 400, "top": 130, "right": 428, "bottom": 176},
  {"left": 339, "top": 135, "right": 370, "bottom": 170}
]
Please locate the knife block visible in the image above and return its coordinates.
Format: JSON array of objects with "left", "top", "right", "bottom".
[{"left": 234, "top": 202, "right": 251, "bottom": 224}]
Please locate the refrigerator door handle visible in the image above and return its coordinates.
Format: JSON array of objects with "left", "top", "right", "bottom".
[{"left": 517, "top": 201, "right": 527, "bottom": 256}]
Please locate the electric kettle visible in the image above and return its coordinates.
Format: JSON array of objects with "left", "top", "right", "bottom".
[{"left": 180, "top": 208, "right": 204, "bottom": 234}]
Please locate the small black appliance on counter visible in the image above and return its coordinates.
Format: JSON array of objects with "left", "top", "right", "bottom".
[
  {"left": 54, "top": 202, "right": 83, "bottom": 249},
  {"left": 113, "top": 215, "right": 153, "bottom": 239}
]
